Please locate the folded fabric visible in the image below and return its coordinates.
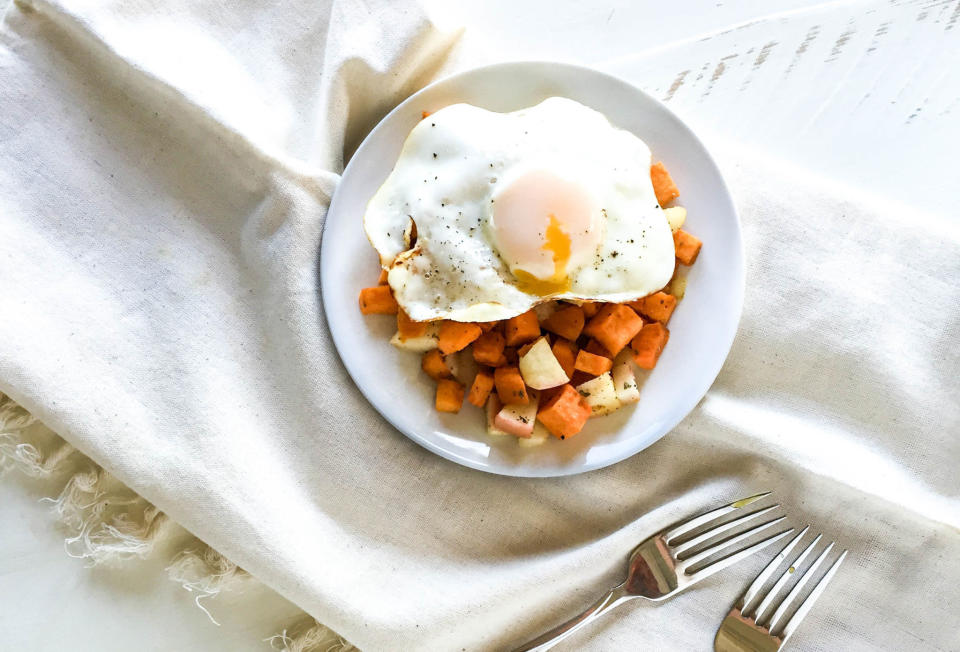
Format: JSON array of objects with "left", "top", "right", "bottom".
[{"left": 1, "top": 1, "right": 958, "bottom": 650}]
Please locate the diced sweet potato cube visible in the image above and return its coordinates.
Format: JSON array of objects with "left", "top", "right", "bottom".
[
  {"left": 634, "top": 292, "right": 677, "bottom": 323},
  {"left": 494, "top": 366, "right": 529, "bottom": 405},
  {"left": 584, "top": 339, "right": 612, "bottom": 359},
  {"left": 580, "top": 301, "right": 600, "bottom": 318},
  {"left": 468, "top": 369, "right": 495, "bottom": 407},
  {"left": 421, "top": 110, "right": 431, "bottom": 119},
  {"left": 358, "top": 286, "right": 398, "bottom": 315},
  {"left": 435, "top": 378, "right": 465, "bottom": 413},
  {"left": 575, "top": 350, "right": 613, "bottom": 376},
  {"left": 397, "top": 308, "right": 428, "bottom": 340},
  {"left": 570, "top": 370, "right": 595, "bottom": 387},
  {"left": 437, "top": 321, "right": 482, "bottom": 355},
  {"left": 472, "top": 330, "right": 506, "bottom": 366},
  {"left": 504, "top": 310, "right": 541, "bottom": 346},
  {"left": 538, "top": 384, "right": 566, "bottom": 405},
  {"left": 391, "top": 322, "right": 439, "bottom": 353},
  {"left": 651, "top": 161, "right": 680, "bottom": 206},
  {"left": 476, "top": 321, "right": 499, "bottom": 332},
  {"left": 377, "top": 269, "right": 389, "bottom": 285},
  {"left": 503, "top": 347, "right": 519, "bottom": 365},
  {"left": 582, "top": 304, "right": 644, "bottom": 356},
  {"left": 673, "top": 229, "right": 702, "bottom": 265},
  {"left": 551, "top": 338, "right": 578, "bottom": 378},
  {"left": 421, "top": 349, "right": 451, "bottom": 380},
  {"left": 537, "top": 384, "right": 592, "bottom": 439},
  {"left": 541, "top": 305, "right": 585, "bottom": 341},
  {"left": 631, "top": 323, "right": 670, "bottom": 370}
]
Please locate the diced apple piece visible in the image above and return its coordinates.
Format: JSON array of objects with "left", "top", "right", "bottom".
[
  {"left": 533, "top": 301, "right": 559, "bottom": 323},
  {"left": 495, "top": 406, "right": 535, "bottom": 437},
  {"left": 444, "top": 349, "right": 477, "bottom": 385},
  {"left": 518, "top": 421, "right": 550, "bottom": 447},
  {"left": 494, "top": 390, "right": 540, "bottom": 438},
  {"left": 612, "top": 351, "right": 641, "bottom": 405},
  {"left": 575, "top": 372, "right": 621, "bottom": 417},
  {"left": 667, "top": 273, "right": 687, "bottom": 300},
  {"left": 663, "top": 206, "right": 686, "bottom": 233},
  {"left": 518, "top": 336, "right": 569, "bottom": 390},
  {"left": 390, "top": 322, "right": 439, "bottom": 352},
  {"left": 486, "top": 395, "right": 510, "bottom": 437}
]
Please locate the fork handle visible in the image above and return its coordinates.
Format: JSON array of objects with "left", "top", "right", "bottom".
[{"left": 512, "top": 583, "right": 633, "bottom": 652}]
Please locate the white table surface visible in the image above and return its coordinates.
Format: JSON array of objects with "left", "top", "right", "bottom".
[{"left": 2, "top": 0, "right": 956, "bottom": 649}]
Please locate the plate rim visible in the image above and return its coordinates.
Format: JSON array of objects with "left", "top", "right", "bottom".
[{"left": 320, "top": 60, "right": 744, "bottom": 477}]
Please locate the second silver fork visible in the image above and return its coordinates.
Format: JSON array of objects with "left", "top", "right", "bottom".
[
  {"left": 714, "top": 527, "right": 848, "bottom": 651},
  {"left": 513, "top": 492, "right": 793, "bottom": 652}
]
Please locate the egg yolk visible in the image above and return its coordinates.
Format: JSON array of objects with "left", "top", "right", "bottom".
[{"left": 491, "top": 170, "right": 602, "bottom": 295}]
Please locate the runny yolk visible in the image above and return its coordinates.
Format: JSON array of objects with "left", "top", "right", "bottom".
[
  {"left": 545, "top": 214, "right": 572, "bottom": 277},
  {"left": 513, "top": 214, "right": 572, "bottom": 295},
  {"left": 490, "top": 169, "right": 601, "bottom": 296}
]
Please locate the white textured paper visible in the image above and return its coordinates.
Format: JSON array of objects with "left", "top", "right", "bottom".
[{"left": 1, "top": 1, "right": 958, "bottom": 650}]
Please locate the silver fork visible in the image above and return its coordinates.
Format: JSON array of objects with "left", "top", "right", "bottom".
[
  {"left": 513, "top": 493, "right": 793, "bottom": 652},
  {"left": 714, "top": 527, "right": 848, "bottom": 651}
]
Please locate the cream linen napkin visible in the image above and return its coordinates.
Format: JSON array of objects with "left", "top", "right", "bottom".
[{"left": 1, "top": 1, "right": 958, "bottom": 650}]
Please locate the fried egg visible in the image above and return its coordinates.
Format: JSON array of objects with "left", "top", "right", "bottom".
[{"left": 364, "top": 97, "right": 675, "bottom": 322}]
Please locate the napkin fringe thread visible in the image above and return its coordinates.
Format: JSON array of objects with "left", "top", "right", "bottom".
[
  {"left": 0, "top": 393, "right": 351, "bottom": 651},
  {"left": 166, "top": 544, "right": 249, "bottom": 624},
  {"left": 266, "top": 617, "right": 356, "bottom": 652}
]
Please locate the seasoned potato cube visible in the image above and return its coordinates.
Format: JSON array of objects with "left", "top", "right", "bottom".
[
  {"left": 612, "top": 351, "right": 641, "bottom": 405},
  {"left": 575, "top": 372, "right": 621, "bottom": 417}
]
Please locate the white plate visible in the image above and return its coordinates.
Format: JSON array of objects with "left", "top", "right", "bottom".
[{"left": 321, "top": 61, "right": 743, "bottom": 477}]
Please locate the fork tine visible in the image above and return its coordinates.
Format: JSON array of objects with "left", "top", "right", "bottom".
[
  {"left": 671, "top": 505, "right": 780, "bottom": 556},
  {"left": 778, "top": 550, "right": 848, "bottom": 643},
  {"left": 766, "top": 542, "right": 836, "bottom": 634},
  {"left": 664, "top": 492, "right": 772, "bottom": 543},
  {"left": 753, "top": 533, "right": 823, "bottom": 623},
  {"left": 739, "top": 526, "right": 810, "bottom": 616},
  {"left": 685, "top": 527, "right": 794, "bottom": 582},
  {"left": 680, "top": 516, "right": 788, "bottom": 567}
]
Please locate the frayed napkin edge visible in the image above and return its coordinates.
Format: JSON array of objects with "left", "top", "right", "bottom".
[{"left": 0, "top": 392, "right": 354, "bottom": 652}]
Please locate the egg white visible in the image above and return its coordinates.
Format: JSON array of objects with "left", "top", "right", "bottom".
[{"left": 364, "top": 97, "right": 676, "bottom": 322}]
